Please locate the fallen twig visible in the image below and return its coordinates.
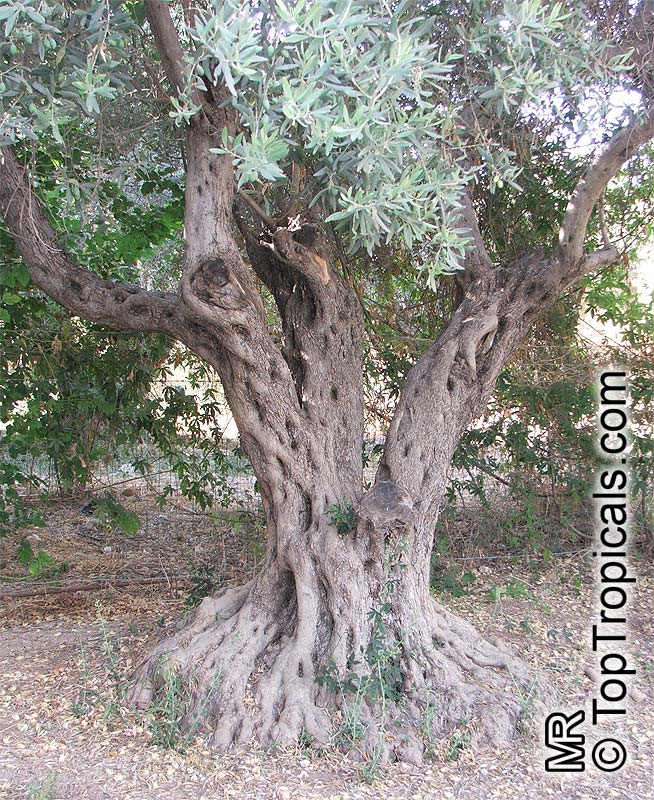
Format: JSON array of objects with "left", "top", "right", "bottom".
[{"left": 0, "top": 575, "right": 190, "bottom": 600}]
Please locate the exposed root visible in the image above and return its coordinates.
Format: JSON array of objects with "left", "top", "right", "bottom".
[{"left": 129, "top": 578, "right": 544, "bottom": 764}]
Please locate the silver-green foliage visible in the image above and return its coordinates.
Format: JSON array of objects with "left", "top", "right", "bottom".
[
  {"left": 184, "top": 0, "right": 630, "bottom": 278},
  {"left": 0, "top": 0, "right": 633, "bottom": 281},
  {"left": 0, "top": 0, "right": 132, "bottom": 143}
]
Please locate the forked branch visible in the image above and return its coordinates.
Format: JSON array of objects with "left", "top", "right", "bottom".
[{"left": 556, "top": 114, "right": 654, "bottom": 276}]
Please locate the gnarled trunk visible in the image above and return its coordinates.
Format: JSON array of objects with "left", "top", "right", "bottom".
[
  {"left": 129, "top": 241, "right": 546, "bottom": 757},
  {"left": 131, "top": 473, "right": 533, "bottom": 762},
  {"left": 6, "top": 3, "right": 649, "bottom": 761},
  {"left": 0, "top": 133, "right": 554, "bottom": 762},
  {"left": 126, "top": 115, "right": 544, "bottom": 756}
]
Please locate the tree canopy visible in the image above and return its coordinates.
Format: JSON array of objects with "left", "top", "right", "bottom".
[{"left": 1, "top": 1, "right": 652, "bottom": 280}]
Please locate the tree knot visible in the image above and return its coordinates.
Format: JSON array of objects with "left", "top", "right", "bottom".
[
  {"left": 359, "top": 481, "right": 415, "bottom": 530},
  {"left": 272, "top": 224, "right": 331, "bottom": 286},
  {"left": 190, "top": 257, "right": 247, "bottom": 308}
]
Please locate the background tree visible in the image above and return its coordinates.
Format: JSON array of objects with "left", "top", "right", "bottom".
[{"left": 1, "top": 0, "right": 653, "bottom": 761}]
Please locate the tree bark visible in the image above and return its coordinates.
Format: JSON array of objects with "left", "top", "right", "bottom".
[
  {"left": 128, "top": 169, "right": 534, "bottom": 761},
  {"left": 3, "top": 1, "right": 654, "bottom": 764},
  {"left": 130, "top": 475, "right": 532, "bottom": 762}
]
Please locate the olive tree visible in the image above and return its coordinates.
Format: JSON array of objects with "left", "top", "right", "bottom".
[{"left": 1, "top": 0, "right": 653, "bottom": 761}]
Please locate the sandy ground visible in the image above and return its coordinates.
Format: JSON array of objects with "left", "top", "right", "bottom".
[{"left": 0, "top": 502, "right": 652, "bottom": 799}]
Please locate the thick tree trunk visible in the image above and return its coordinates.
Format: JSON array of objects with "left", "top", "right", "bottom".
[
  {"left": 131, "top": 461, "right": 534, "bottom": 762},
  {"left": 3, "top": 120, "right": 546, "bottom": 763},
  {"left": 129, "top": 133, "right": 539, "bottom": 759},
  {"left": 2, "top": 0, "right": 653, "bottom": 767}
]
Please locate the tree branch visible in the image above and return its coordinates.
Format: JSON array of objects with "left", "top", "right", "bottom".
[
  {"left": 458, "top": 188, "right": 494, "bottom": 281},
  {"left": 556, "top": 115, "right": 654, "bottom": 272},
  {"left": 143, "top": 0, "right": 188, "bottom": 97},
  {"left": 238, "top": 190, "right": 278, "bottom": 232},
  {"left": 0, "top": 146, "right": 182, "bottom": 335},
  {"left": 270, "top": 225, "right": 332, "bottom": 289},
  {"left": 597, "top": 190, "right": 611, "bottom": 248}
]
